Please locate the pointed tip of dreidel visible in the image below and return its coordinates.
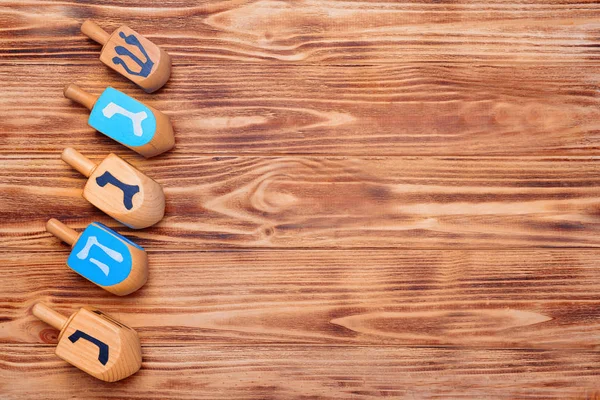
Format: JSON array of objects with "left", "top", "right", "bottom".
[
  {"left": 32, "top": 303, "right": 68, "bottom": 331},
  {"left": 61, "top": 147, "right": 97, "bottom": 178},
  {"left": 81, "top": 20, "right": 110, "bottom": 46},
  {"left": 46, "top": 218, "right": 79, "bottom": 246},
  {"left": 63, "top": 83, "right": 97, "bottom": 110}
]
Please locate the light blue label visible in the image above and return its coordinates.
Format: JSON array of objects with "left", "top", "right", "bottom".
[
  {"left": 88, "top": 87, "right": 156, "bottom": 147},
  {"left": 67, "top": 223, "right": 139, "bottom": 286}
]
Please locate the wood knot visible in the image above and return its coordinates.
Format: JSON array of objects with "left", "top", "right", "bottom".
[{"left": 39, "top": 328, "right": 59, "bottom": 344}]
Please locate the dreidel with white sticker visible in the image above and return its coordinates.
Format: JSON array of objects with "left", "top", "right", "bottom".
[
  {"left": 64, "top": 84, "right": 174, "bottom": 158},
  {"left": 61, "top": 147, "right": 165, "bottom": 229},
  {"left": 81, "top": 20, "right": 171, "bottom": 93},
  {"left": 32, "top": 303, "right": 142, "bottom": 382},
  {"left": 46, "top": 219, "right": 148, "bottom": 296}
]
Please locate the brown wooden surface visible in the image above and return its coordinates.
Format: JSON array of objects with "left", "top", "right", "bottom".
[
  {"left": 4, "top": 250, "right": 600, "bottom": 349},
  {"left": 2, "top": 156, "right": 600, "bottom": 250},
  {"left": 2, "top": 63, "right": 600, "bottom": 156},
  {"left": 1, "top": 0, "right": 600, "bottom": 398},
  {"left": 3, "top": 345, "right": 600, "bottom": 399}
]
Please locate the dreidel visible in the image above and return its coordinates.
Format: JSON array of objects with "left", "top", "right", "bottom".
[
  {"left": 32, "top": 303, "right": 142, "bottom": 382},
  {"left": 61, "top": 147, "right": 165, "bottom": 229},
  {"left": 64, "top": 83, "right": 174, "bottom": 158},
  {"left": 46, "top": 219, "right": 148, "bottom": 296},
  {"left": 81, "top": 20, "right": 171, "bottom": 93}
]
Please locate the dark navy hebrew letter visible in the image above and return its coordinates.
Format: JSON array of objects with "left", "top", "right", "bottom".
[
  {"left": 112, "top": 32, "right": 154, "bottom": 77},
  {"left": 96, "top": 171, "right": 140, "bottom": 210},
  {"left": 68, "top": 330, "right": 109, "bottom": 365}
]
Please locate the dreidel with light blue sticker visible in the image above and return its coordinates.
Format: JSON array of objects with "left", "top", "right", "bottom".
[
  {"left": 46, "top": 219, "right": 148, "bottom": 296},
  {"left": 64, "top": 84, "right": 174, "bottom": 158}
]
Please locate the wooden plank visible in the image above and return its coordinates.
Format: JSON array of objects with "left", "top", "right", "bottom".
[
  {"left": 1, "top": 344, "right": 600, "bottom": 399},
  {"left": 1, "top": 1, "right": 600, "bottom": 64},
  {"left": 2, "top": 1, "right": 600, "bottom": 397},
  {"left": 1, "top": 63, "right": 600, "bottom": 156},
  {"left": 3, "top": 250, "right": 600, "bottom": 348},
  {"left": 1, "top": 156, "right": 600, "bottom": 249}
]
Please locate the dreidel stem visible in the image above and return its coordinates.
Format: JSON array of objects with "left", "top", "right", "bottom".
[
  {"left": 62, "top": 148, "right": 97, "bottom": 177},
  {"left": 33, "top": 303, "right": 68, "bottom": 331},
  {"left": 63, "top": 83, "right": 98, "bottom": 111},
  {"left": 81, "top": 20, "right": 110, "bottom": 46},
  {"left": 46, "top": 219, "right": 79, "bottom": 246}
]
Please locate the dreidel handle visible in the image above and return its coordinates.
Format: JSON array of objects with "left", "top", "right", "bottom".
[
  {"left": 81, "top": 20, "right": 110, "bottom": 46},
  {"left": 33, "top": 303, "right": 69, "bottom": 331},
  {"left": 62, "top": 148, "right": 97, "bottom": 178},
  {"left": 46, "top": 218, "right": 80, "bottom": 246},
  {"left": 64, "top": 83, "right": 98, "bottom": 111}
]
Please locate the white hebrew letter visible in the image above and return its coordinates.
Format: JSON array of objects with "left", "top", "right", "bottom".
[
  {"left": 89, "top": 258, "right": 110, "bottom": 276},
  {"left": 102, "top": 102, "right": 148, "bottom": 137},
  {"left": 77, "top": 236, "right": 123, "bottom": 276}
]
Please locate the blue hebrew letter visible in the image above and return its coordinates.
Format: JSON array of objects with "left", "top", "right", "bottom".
[
  {"left": 112, "top": 32, "right": 154, "bottom": 77},
  {"left": 96, "top": 171, "right": 140, "bottom": 210},
  {"left": 68, "top": 330, "right": 109, "bottom": 365}
]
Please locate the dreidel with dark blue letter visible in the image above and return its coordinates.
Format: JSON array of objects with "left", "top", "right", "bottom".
[
  {"left": 32, "top": 303, "right": 142, "bottom": 382},
  {"left": 61, "top": 147, "right": 165, "bottom": 229},
  {"left": 64, "top": 83, "right": 174, "bottom": 158},
  {"left": 46, "top": 218, "right": 148, "bottom": 296},
  {"left": 81, "top": 20, "right": 171, "bottom": 93}
]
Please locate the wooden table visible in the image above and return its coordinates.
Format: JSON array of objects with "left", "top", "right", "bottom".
[{"left": 1, "top": 1, "right": 600, "bottom": 398}]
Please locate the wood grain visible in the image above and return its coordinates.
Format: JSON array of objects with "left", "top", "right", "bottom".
[
  {"left": 1, "top": 156, "right": 599, "bottom": 249},
  {"left": 2, "top": 250, "right": 600, "bottom": 349},
  {"left": 1, "top": 63, "right": 600, "bottom": 156},
  {"left": 2, "top": 0, "right": 600, "bottom": 397},
  {"left": 1, "top": 1, "right": 599, "bottom": 64},
  {"left": 2, "top": 345, "right": 600, "bottom": 399}
]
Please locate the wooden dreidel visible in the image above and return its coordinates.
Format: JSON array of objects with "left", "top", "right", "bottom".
[
  {"left": 46, "top": 219, "right": 148, "bottom": 296},
  {"left": 32, "top": 303, "right": 142, "bottom": 382},
  {"left": 61, "top": 147, "right": 165, "bottom": 229},
  {"left": 64, "top": 83, "right": 174, "bottom": 158},
  {"left": 81, "top": 20, "right": 171, "bottom": 93}
]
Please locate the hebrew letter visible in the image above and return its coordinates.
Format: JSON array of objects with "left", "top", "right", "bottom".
[
  {"left": 76, "top": 236, "right": 123, "bottom": 276},
  {"left": 102, "top": 102, "right": 147, "bottom": 137},
  {"left": 68, "top": 330, "right": 109, "bottom": 365},
  {"left": 112, "top": 32, "right": 154, "bottom": 77},
  {"left": 95, "top": 171, "right": 140, "bottom": 210}
]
